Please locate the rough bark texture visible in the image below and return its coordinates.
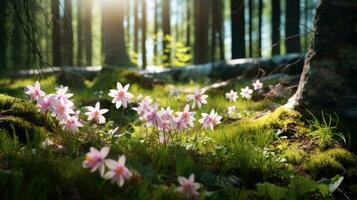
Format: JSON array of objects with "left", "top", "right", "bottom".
[
  {"left": 141, "top": 0, "right": 147, "bottom": 69},
  {"left": 77, "top": 0, "right": 83, "bottom": 66},
  {"left": 194, "top": 0, "right": 210, "bottom": 64},
  {"left": 83, "top": 0, "right": 92, "bottom": 66},
  {"left": 231, "top": 0, "right": 245, "bottom": 58},
  {"left": 248, "top": 0, "right": 253, "bottom": 57},
  {"left": 162, "top": 0, "right": 171, "bottom": 65},
  {"left": 271, "top": 0, "right": 281, "bottom": 55},
  {"left": 62, "top": 0, "right": 73, "bottom": 66},
  {"left": 51, "top": 0, "right": 61, "bottom": 66},
  {"left": 285, "top": 0, "right": 301, "bottom": 53},
  {"left": 0, "top": 0, "right": 8, "bottom": 71},
  {"left": 286, "top": 0, "right": 357, "bottom": 119},
  {"left": 102, "top": 0, "right": 130, "bottom": 66}
]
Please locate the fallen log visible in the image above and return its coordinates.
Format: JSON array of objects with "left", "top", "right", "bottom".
[{"left": 144, "top": 53, "right": 305, "bottom": 82}]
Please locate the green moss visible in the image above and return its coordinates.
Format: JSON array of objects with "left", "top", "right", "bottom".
[
  {"left": 254, "top": 107, "right": 309, "bottom": 135},
  {"left": 283, "top": 143, "right": 306, "bottom": 164},
  {"left": 0, "top": 94, "right": 56, "bottom": 141},
  {"left": 324, "top": 148, "right": 357, "bottom": 168},
  {"left": 91, "top": 69, "right": 155, "bottom": 92},
  {"left": 303, "top": 151, "right": 345, "bottom": 178}
]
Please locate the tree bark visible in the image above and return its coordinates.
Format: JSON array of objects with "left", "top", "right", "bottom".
[
  {"left": 133, "top": 0, "right": 139, "bottom": 54},
  {"left": 77, "top": 0, "right": 83, "bottom": 66},
  {"left": 51, "top": 0, "right": 61, "bottom": 66},
  {"left": 186, "top": 0, "right": 191, "bottom": 48},
  {"left": 231, "top": 0, "right": 245, "bottom": 59},
  {"left": 102, "top": 0, "right": 130, "bottom": 66},
  {"left": 153, "top": 0, "right": 158, "bottom": 64},
  {"left": 271, "top": 0, "right": 281, "bottom": 55},
  {"left": 193, "top": 0, "right": 209, "bottom": 64},
  {"left": 248, "top": 0, "right": 253, "bottom": 57},
  {"left": 62, "top": 0, "right": 73, "bottom": 66},
  {"left": 258, "top": 0, "right": 263, "bottom": 57},
  {"left": 83, "top": 0, "right": 92, "bottom": 66},
  {"left": 0, "top": 0, "right": 8, "bottom": 71},
  {"left": 286, "top": 0, "right": 357, "bottom": 119},
  {"left": 162, "top": 0, "right": 171, "bottom": 66},
  {"left": 285, "top": 0, "right": 301, "bottom": 53},
  {"left": 141, "top": 0, "right": 147, "bottom": 69}
]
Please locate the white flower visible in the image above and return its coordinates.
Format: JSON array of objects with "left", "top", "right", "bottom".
[
  {"left": 85, "top": 102, "right": 109, "bottom": 124},
  {"left": 240, "top": 86, "right": 253, "bottom": 99},
  {"left": 104, "top": 155, "right": 132, "bottom": 187},
  {"left": 198, "top": 109, "right": 222, "bottom": 130},
  {"left": 227, "top": 106, "right": 236, "bottom": 117},
  {"left": 175, "top": 174, "right": 200, "bottom": 198},
  {"left": 186, "top": 90, "right": 208, "bottom": 109},
  {"left": 252, "top": 80, "right": 263, "bottom": 90},
  {"left": 108, "top": 82, "right": 134, "bottom": 109},
  {"left": 25, "top": 81, "right": 45, "bottom": 101},
  {"left": 225, "top": 90, "right": 238, "bottom": 102},
  {"left": 132, "top": 96, "right": 153, "bottom": 117}
]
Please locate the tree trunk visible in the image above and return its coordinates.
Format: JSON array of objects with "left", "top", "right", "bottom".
[
  {"left": 77, "top": 0, "right": 83, "bottom": 66},
  {"left": 102, "top": 0, "right": 130, "bottom": 66},
  {"left": 62, "top": 0, "right": 73, "bottom": 66},
  {"left": 0, "top": 0, "right": 8, "bottom": 70},
  {"left": 231, "top": 0, "right": 245, "bottom": 59},
  {"left": 271, "top": 0, "right": 281, "bottom": 55},
  {"left": 83, "top": 0, "right": 92, "bottom": 66},
  {"left": 248, "top": 0, "right": 253, "bottom": 57},
  {"left": 186, "top": 0, "right": 191, "bottom": 48},
  {"left": 285, "top": 0, "right": 301, "bottom": 53},
  {"left": 51, "top": 0, "right": 61, "bottom": 66},
  {"left": 153, "top": 0, "right": 158, "bottom": 64},
  {"left": 12, "top": 14, "right": 26, "bottom": 69},
  {"left": 286, "top": 0, "right": 357, "bottom": 119},
  {"left": 162, "top": 0, "right": 171, "bottom": 66},
  {"left": 193, "top": 0, "right": 209, "bottom": 64},
  {"left": 258, "top": 0, "right": 263, "bottom": 57},
  {"left": 141, "top": 0, "right": 147, "bottom": 69},
  {"left": 133, "top": 0, "right": 139, "bottom": 54},
  {"left": 218, "top": 0, "right": 225, "bottom": 61}
]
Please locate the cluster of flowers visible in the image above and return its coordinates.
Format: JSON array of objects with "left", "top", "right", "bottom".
[
  {"left": 25, "top": 81, "right": 109, "bottom": 133},
  {"left": 83, "top": 147, "right": 200, "bottom": 198},
  {"left": 224, "top": 79, "right": 263, "bottom": 119},
  {"left": 132, "top": 90, "right": 222, "bottom": 135}
]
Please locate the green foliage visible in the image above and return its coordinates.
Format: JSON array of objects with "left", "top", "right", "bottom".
[
  {"left": 257, "top": 176, "right": 331, "bottom": 200},
  {"left": 306, "top": 111, "right": 346, "bottom": 147},
  {"left": 159, "top": 34, "right": 192, "bottom": 68}
]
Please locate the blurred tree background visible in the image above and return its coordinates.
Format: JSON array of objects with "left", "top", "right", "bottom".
[{"left": 0, "top": 0, "right": 318, "bottom": 71}]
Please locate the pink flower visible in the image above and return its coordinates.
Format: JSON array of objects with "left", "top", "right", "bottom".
[
  {"left": 36, "top": 94, "right": 53, "bottom": 112},
  {"left": 108, "top": 82, "right": 133, "bottom": 109},
  {"left": 186, "top": 90, "right": 208, "bottom": 109},
  {"left": 55, "top": 86, "right": 73, "bottom": 103},
  {"left": 240, "top": 86, "right": 253, "bottom": 99},
  {"left": 225, "top": 90, "right": 238, "bottom": 102},
  {"left": 104, "top": 155, "right": 132, "bottom": 187},
  {"left": 25, "top": 81, "right": 45, "bottom": 101},
  {"left": 83, "top": 147, "right": 110, "bottom": 177},
  {"left": 252, "top": 79, "right": 263, "bottom": 90},
  {"left": 52, "top": 98, "right": 74, "bottom": 121},
  {"left": 227, "top": 106, "right": 239, "bottom": 119},
  {"left": 158, "top": 107, "right": 175, "bottom": 132},
  {"left": 175, "top": 174, "right": 200, "bottom": 198},
  {"left": 61, "top": 115, "right": 83, "bottom": 133},
  {"left": 132, "top": 96, "right": 153, "bottom": 117},
  {"left": 198, "top": 109, "right": 222, "bottom": 130},
  {"left": 143, "top": 105, "right": 161, "bottom": 127},
  {"left": 85, "top": 102, "right": 109, "bottom": 124},
  {"left": 175, "top": 105, "right": 196, "bottom": 132}
]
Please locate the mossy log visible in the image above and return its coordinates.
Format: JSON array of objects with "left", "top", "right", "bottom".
[
  {"left": 0, "top": 94, "right": 57, "bottom": 141},
  {"left": 146, "top": 53, "right": 304, "bottom": 82}
]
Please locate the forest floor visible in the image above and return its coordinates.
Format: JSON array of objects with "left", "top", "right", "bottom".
[{"left": 0, "top": 69, "right": 356, "bottom": 199}]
